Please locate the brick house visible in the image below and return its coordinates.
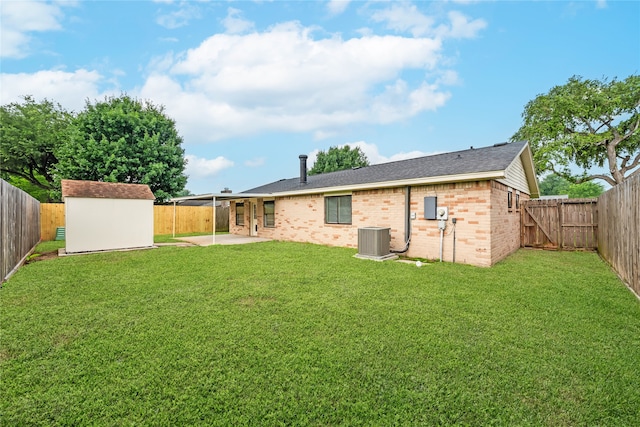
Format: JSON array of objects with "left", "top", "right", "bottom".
[{"left": 177, "top": 141, "right": 539, "bottom": 266}]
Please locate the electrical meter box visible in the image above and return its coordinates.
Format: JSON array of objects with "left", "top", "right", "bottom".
[
  {"left": 424, "top": 196, "right": 437, "bottom": 220},
  {"left": 437, "top": 207, "right": 448, "bottom": 220}
]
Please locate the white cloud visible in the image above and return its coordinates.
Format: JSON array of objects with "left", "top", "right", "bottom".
[
  {"left": 596, "top": 0, "right": 607, "bottom": 9},
  {"left": 0, "top": 69, "right": 109, "bottom": 112},
  {"left": 327, "top": 0, "right": 351, "bottom": 16},
  {"left": 245, "top": 157, "right": 265, "bottom": 167},
  {"left": 340, "top": 141, "right": 437, "bottom": 164},
  {"left": 371, "top": 3, "right": 435, "bottom": 37},
  {"left": 371, "top": 4, "right": 486, "bottom": 39},
  {"left": 0, "top": 1, "right": 71, "bottom": 58},
  {"left": 307, "top": 141, "right": 438, "bottom": 168},
  {"left": 437, "top": 11, "right": 487, "bottom": 39},
  {"left": 436, "top": 69, "right": 460, "bottom": 86},
  {"left": 140, "top": 21, "right": 452, "bottom": 142},
  {"left": 185, "top": 154, "right": 234, "bottom": 178},
  {"left": 222, "top": 7, "right": 255, "bottom": 34},
  {"left": 156, "top": 3, "right": 201, "bottom": 29}
]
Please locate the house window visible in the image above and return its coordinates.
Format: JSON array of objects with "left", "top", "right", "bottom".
[
  {"left": 264, "top": 201, "right": 275, "bottom": 228},
  {"left": 515, "top": 193, "right": 520, "bottom": 210},
  {"left": 236, "top": 203, "right": 245, "bottom": 226},
  {"left": 325, "top": 195, "right": 352, "bottom": 224},
  {"left": 507, "top": 191, "right": 513, "bottom": 209}
]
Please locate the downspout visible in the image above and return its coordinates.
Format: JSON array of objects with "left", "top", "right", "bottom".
[{"left": 390, "top": 186, "right": 411, "bottom": 253}]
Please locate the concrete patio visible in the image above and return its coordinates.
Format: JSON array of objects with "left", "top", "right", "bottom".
[{"left": 175, "top": 234, "right": 272, "bottom": 246}]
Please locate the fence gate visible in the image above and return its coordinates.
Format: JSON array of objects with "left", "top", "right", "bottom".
[{"left": 521, "top": 199, "right": 598, "bottom": 250}]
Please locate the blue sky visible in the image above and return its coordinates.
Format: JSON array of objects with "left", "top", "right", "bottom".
[{"left": 1, "top": 0, "right": 638, "bottom": 195}]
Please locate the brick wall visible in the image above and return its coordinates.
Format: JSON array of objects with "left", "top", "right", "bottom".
[
  {"left": 406, "top": 182, "right": 492, "bottom": 266},
  {"left": 489, "top": 181, "right": 529, "bottom": 264},
  {"left": 229, "top": 179, "right": 527, "bottom": 267},
  {"left": 230, "top": 201, "right": 249, "bottom": 236}
]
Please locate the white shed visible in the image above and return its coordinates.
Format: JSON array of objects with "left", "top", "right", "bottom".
[{"left": 61, "top": 180, "right": 155, "bottom": 253}]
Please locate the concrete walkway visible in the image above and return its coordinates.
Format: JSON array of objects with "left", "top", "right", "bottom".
[{"left": 175, "top": 234, "right": 272, "bottom": 246}]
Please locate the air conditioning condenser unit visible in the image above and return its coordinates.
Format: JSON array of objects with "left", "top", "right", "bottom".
[{"left": 356, "top": 227, "right": 397, "bottom": 261}]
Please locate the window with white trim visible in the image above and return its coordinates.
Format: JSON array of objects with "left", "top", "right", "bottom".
[{"left": 325, "top": 195, "right": 352, "bottom": 224}]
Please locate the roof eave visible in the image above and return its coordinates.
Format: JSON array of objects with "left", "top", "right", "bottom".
[
  {"left": 518, "top": 142, "right": 540, "bottom": 198},
  {"left": 266, "top": 170, "right": 507, "bottom": 197},
  {"left": 169, "top": 192, "right": 272, "bottom": 203}
]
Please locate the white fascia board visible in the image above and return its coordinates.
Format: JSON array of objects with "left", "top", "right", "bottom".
[
  {"left": 169, "top": 194, "right": 215, "bottom": 202},
  {"left": 271, "top": 170, "right": 506, "bottom": 197},
  {"left": 169, "top": 193, "right": 271, "bottom": 202}
]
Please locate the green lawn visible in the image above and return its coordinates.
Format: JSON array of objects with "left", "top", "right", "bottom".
[
  {"left": 154, "top": 232, "right": 228, "bottom": 244},
  {"left": 2, "top": 243, "right": 639, "bottom": 425}
]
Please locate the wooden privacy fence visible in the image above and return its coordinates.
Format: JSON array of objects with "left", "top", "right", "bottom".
[
  {"left": 521, "top": 198, "right": 598, "bottom": 250},
  {"left": 41, "top": 204, "right": 230, "bottom": 240},
  {"left": 598, "top": 175, "right": 639, "bottom": 298},
  {"left": 1, "top": 179, "right": 41, "bottom": 282},
  {"left": 154, "top": 205, "right": 229, "bottom": 235}
]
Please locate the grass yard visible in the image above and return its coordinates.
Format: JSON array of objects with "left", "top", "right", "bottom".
[
  {"left": 2, "top": 242, "right": 639, "bottom": 426},
  {"left": 154, "top": 232, "right": 229, "bottom": 244}
]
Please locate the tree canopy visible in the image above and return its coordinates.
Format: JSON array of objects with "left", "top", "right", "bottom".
[
  {"left": 308, "top": 145, "right": 369, "bottom": 175},
  {"left": 539, "top": 173, "right": 604, "bottom": 199},
  {"left": 55, "top": 95, "right": 187, "bottom": 202},
  {"left": 0, "top": 96, "right": 72, "bottom": 197},
  {"left": 512, "top": 75, "right": 640, "bottom": 186}
]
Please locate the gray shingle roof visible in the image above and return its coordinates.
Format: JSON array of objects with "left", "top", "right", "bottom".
[{"left": 243, "top": 141, "right": 528, "bottom": 194}]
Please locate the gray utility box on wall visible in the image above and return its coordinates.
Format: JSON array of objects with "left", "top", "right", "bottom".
[
  {"left": 424, "top": 196, "right": 437, "bottom": 220},
  {"left": 357, "top": 227, "right": 391, "bottom": 257}
]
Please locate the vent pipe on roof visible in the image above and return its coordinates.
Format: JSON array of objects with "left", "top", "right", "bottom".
[{"left": 299, "top": 155, "right": 308, "bottom": 184}]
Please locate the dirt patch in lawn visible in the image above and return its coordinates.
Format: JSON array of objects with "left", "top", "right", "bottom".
[{"left": 26, "top": 251, "right": 58, "bottom": 264}]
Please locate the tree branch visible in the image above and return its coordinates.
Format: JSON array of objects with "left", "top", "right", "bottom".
[
  {"left": 0, "top": 168, "right": 53, "bottom": 190},
  {"left": 588, "top": 174, "right": 617, "bottom": 187},
  {"left": 620, "top": 152, "right": 640, "bottom": 176},
  {"left": 593, "top": 120, "right": 609, "bottom": 133},
  {"left": 621, "top": 115, "right": 640, "bottom": 142},
  {"left": 579, "top": 117, "right": 597, "bottom": 134}
]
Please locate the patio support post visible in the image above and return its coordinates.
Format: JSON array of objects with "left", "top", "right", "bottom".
[
  {"left": 212, "top": 196, "right": 216, "bottom": 245},
  {"left": 172, "top": 201, "right": 176, "bottom": 238}
]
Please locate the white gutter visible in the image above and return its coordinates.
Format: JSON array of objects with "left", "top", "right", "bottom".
[{"left": 169, "top": 192, "right": 271, "bottom": 202}]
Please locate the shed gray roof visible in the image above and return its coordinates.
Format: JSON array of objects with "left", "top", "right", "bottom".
[{"left": 244, "top": 141, "right": 528, "bottom": 194}]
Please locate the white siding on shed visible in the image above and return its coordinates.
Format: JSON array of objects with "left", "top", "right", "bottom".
[{"left": 65, "top": 197, "right": 153, "bottom": 253}]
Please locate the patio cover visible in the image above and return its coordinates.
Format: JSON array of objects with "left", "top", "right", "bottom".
[{"left": 168, "top": 192, "right": 271, "bottom": 244}]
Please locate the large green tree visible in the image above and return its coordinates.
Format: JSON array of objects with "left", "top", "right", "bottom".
[
  {"left": 308, "top": 145, "right": 369, "bottom": 175},
  {"left": 512, "top": 75, "right": 640, "bottom": 186},
  {"left": 56, "top": 95, "right": 187, "bottom": 202},
  {"left": 0, "top": 96, "right": 72, "bottom": 197},
  {"left": 539, "top": 173, "right": 604, "bottom": 199}
]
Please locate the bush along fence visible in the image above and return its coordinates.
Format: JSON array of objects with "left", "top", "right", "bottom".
[
  {"left": 1, "top": 179, "right": 41, "bottom": 283},
  {"left": 40, "top": 204, "right": 230, "bottom": 241},
  {"left": 598, "top": 174, "right": 640, "bottom": 298}
]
